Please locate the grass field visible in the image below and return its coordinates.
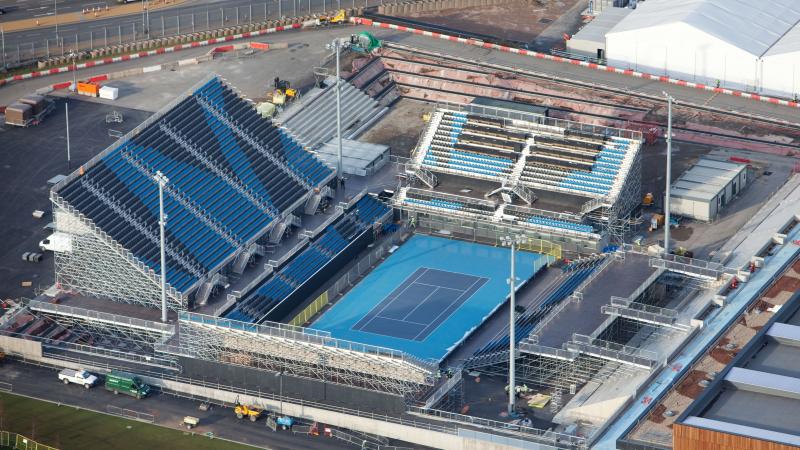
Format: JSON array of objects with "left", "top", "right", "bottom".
[{"left": 0, "top": 393, "right": 254, "bottom": 450}]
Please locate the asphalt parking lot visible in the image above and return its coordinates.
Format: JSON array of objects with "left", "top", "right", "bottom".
[{"left": 0, "top": 96, "right": 150, "bottom": 300}]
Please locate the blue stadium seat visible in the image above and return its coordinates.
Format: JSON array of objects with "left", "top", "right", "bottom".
[{"left": 225, "top": 195, "right": 390, "bottom": 323}]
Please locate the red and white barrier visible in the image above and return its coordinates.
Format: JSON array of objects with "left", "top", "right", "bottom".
[
  {"left": 353, "top": 17, "right": 800, "bottom": 110},
  {"left": 0, "top": 23, "right": 302, "bottom": 89}
]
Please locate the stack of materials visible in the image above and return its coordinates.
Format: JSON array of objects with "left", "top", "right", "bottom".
[
  {"left": 19, "top": 95, "right": 46, "bottom": 115},
  {"left": 5, "top": 103, "right": 32, "bottom": 126}
]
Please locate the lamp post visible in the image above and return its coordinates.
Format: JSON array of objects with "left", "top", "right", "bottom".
[
  {"left": 500, "top": 235, "right": 525, "bottom": 416},
  {"left": 54, "top": 0, "right": 59, "bottom": 41},
  {"left": 154, "top": 171, "right": 169, "bottom": 323},
  {"left": 65, "top": 102, "right": 71, "bottom": 170},
  {"left": 662, "top": 92, "right": 675, "bottom": 255},
  {"left": 275, "top": 371, "right": 284, "bottom": 414}
]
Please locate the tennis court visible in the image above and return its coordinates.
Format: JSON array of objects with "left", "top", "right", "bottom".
[{"left": 311, "top": 235, "right": 550, "bottom": 361}]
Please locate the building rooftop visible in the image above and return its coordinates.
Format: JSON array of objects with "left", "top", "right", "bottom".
[
  {"left": 571, "top": 8, "right": 632, "bottom": 45},
  {"left": 677, "top": 291, "right": 800, "bottom": 448},
  {"left": 670, "top": 156, "right": 746, "bottom": 202}
]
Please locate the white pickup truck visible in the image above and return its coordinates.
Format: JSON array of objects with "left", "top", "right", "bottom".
[{"left": 58, "top": 369, "right": 98, "bottom": 389}]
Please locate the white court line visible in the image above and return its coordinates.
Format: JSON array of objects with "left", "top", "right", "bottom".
[
  {"left": 411, "top": 276, "right": 488, "bottom": 341},
  {"left": 356, "top": 268, "right": 431, "bottom": 330}
]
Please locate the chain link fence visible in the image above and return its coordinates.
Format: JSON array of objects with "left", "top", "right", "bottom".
[{"left": 1, "top": 0, "right": 388, "bottom": 68}]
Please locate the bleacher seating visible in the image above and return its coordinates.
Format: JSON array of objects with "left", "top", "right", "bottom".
[
  {"left": 225, "top": 195, "right": 390, "bottom": 323},
  {"left": 419, "top": 111, "right": 519, "bottom": 181},
  {"left": 472, "top": 257, "right": 604, "bottom": 357},
  {"left": 400, "top": 190, "right": 495, "bottom": 219},
  {"left": 57, "top": 77, "right": 332, "bottom": 294}
]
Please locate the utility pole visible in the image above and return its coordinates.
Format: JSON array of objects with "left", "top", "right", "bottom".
[
  {"left": 54, "top": 0, "right": 59, "bottom": 41},
  {"left": 65, "top": 102, "right": 71, "bottom": 170},
  {"left": 1, "top": 26, "right": 5, "bottom": 69},
  {"left": 663, "top": 92, "right": 674, "bottom": 255},
  {"left": 155, "top": 171, "right": 170, "bottom": 323}
]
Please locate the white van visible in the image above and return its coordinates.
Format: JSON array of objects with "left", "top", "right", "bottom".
[{"left": 39, "top": 232, "right": 72, "bottom": 253}]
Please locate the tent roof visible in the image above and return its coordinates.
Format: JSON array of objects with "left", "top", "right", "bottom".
[{"left": 607, "top": 0, "right": 800, "bottom": 57}]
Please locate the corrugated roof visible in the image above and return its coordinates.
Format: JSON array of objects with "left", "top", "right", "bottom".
[
  {"left": 670, "top": 157, "right": 746, "bottom": 202},
  {"left": 607, "top": 0, "right": 800, "bottom": 57}
]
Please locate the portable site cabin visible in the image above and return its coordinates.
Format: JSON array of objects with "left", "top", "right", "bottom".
[{"left": 669, "top": 157, "right": 748, "bottom": 222}]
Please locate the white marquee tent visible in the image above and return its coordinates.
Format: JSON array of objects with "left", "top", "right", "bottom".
[{"left": 604, "top": 0, "right": 800, "bottom": 98}]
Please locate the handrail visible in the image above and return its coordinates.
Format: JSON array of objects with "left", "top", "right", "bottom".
[{"left": 407, "top": 406, "right": 587, "bottom": 448}]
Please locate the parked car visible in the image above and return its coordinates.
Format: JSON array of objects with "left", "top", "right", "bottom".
[{"left": 58, "top": 369, "right": 98, "bottom": 389}]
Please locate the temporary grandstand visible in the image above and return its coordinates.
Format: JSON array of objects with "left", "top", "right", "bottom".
[
  {"left": 50, "top": 75, "right": 335, "bottom": 311},
  {"left": 225, "top": 194, "right": 392, "bottom": 323},
  {"left": 397, "top": 104, "right": 643, "bottom": 252}
]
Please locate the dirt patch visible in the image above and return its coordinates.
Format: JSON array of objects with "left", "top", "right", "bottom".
[
  {"left": 359, "top": 99, "right": 433, "bottom": 158},
  {"left": 763, "top": 276, "right": 800, "bottom": 299},
  {"left": 676, "top": 370, "right": 708, "bottom": 399},
  {"left": 710, "top": 347, "right": 736, "bottom": 365},
  {"left": 648, "top": 404, "right": 667, "bottom": 424},
  {"left": 670, "top": 226, "right": 693, "bottom": 242},
  {"left": 400, "top": 0, "right": 581, "bottom": 44}
]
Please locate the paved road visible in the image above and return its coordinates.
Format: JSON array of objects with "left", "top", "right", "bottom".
[
  {"left": 0, "top": 0, "right": 120, "bottom": 20},
  {"left": 0, "top": 359, "right": 356, "bottom": 450},
  {"left": 0, "top": 0, "right": 373, "bottom": 62}
]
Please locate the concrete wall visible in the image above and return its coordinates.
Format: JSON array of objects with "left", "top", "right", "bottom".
[{"left": 0, "top": 335, "right": 43, "bottom": 359}]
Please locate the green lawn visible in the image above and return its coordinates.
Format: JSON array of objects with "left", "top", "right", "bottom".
[{"left": 0, "top": 393, "right": 254, "bottom": 450}]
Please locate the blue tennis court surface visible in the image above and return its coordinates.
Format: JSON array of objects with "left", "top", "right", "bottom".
[{"left": 311, "top": 235, "right": 549, "bottom": 361}]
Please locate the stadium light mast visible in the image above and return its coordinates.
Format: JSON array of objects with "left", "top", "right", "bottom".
[
  {"left": 501, "top": 235, "right": 525, "bottom": 416},
  {"left": 326, "top": 38, "right": 348, "bottom": 188},
  {"left": 662, "top": 92, "right": 675, "bottom": 255},
  {"left": 155, "top": 171, "right": 170, "bottom": 323}
]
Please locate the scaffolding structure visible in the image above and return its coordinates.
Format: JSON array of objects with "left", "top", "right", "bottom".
[
  {"left": 156, "top": 313, "right": 437, "bottom": 399},
  {"left": 1, "top": 300, "right": 178, "bottom": 369}
]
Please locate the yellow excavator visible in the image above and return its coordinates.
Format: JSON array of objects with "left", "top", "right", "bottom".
[
  {"left": 270, "top": 77, "right": 298, "bottom": 106},
  {"left": 315, "top": 9, "right": 347, "bottom": 26}
]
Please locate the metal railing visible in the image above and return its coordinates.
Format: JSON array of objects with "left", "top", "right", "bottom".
[
  {"left": 0, "top": 431, "right": 58, "bottom": 450},
  {"left": 407, "top": 406, "right": 587, "bottom": 448},
  {"left": 107, "top": 405, "right": 155, "bottom": 423},
  {"left": 28, "top": 300, "right": 173, "bottom": 333},
  {"left": 434, "top": 100, "right": 642, "bottom": 141}
]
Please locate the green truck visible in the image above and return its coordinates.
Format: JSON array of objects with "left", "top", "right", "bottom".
[{"left": 104, "top": 371, "right": 151, "bottom": 399}]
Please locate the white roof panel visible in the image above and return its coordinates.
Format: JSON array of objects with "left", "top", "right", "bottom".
[
  {"left": 765, "top": 23, "right": 800, "bottom": 57},
  {"left": 607, "top": 0, "right": 800, "bottom": 57}
]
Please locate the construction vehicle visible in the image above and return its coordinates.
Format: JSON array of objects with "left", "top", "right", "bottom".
[
  {"left": 315, "top": 9, "right": 347, "bottom": 26},
  {"left": 270, "top": 77, "right": 298, "bottom": 106},
  {"left": 234, "top": 399, "right": 262, "bottom": 422},
  {"left": 349, "top": 32, "right": 382, "bottom": 53},
  {"left": 183, "top": 416, "right": 200, "bottom": 429}
]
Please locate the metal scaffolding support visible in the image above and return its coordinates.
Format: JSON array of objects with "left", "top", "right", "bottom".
[
  {"left": 156, "top": 313, "right": 436, "bottom": 399},
  {"left": 51, "top": 199, "right": 187, "bottom": 311},
  {"left": 6, "top": 301, "right": 178, "bottom": 369}
]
